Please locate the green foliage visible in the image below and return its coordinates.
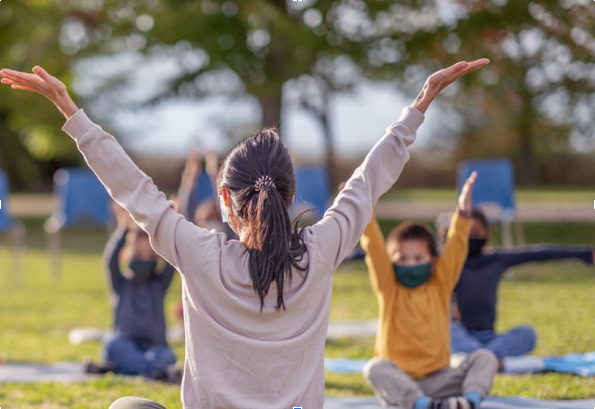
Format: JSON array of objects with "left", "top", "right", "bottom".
[
  {"left": 0, "top": 1, "right": 84, "bottom": 187},
  {"left": 383, "top": 0, "right": 595, "bottom": 184}
]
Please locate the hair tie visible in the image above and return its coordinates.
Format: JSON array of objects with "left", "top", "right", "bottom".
[{"left": 254, "top": 175, "right": 275, "bottom": 192}]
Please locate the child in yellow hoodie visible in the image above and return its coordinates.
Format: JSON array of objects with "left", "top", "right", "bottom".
[{"left": 362, "top": 172, "right": 498, "bottom": 409}]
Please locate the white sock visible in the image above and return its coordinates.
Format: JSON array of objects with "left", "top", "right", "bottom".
[{"left": 503, "top": 355, "right": 545, "bottom": 373}]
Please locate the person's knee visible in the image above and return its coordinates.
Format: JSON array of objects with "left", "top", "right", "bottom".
[
  {"left": 105, "top": 334, "right": 128, "bottom": 352},
  {"left": 109, "top": 397, "right": 166, "bottom": 409},
  {"left": 363, "top": 358, "right": 389, "bottom": 383},
  {"left": 469, "top": 349, "right": 498, "bottom": 370},
  {"left": 159, "top": 347, "right": 177, "bottom": 364},
  {"left": 516, "top": 325, "right": 537, "bottom": 350}
]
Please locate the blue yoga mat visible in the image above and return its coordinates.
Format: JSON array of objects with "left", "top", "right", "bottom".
[
  {"left": 325, "top": 358, "right": 368, "bottom": 374},
  {"left": 544, "top": 351, "right": 595, "bottom": 376},
  {"left": 327, "top": 352, "right": 595, "bottom": 377}
]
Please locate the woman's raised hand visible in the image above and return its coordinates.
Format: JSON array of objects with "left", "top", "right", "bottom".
[
  {"left": 411, "top": 59, "right": 490, "bottom": 114},
  {"left": 0, "top": 66, "right": 79, "bottom": 119}
]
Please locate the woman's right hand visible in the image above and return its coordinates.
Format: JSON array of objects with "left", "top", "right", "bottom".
[
  {"left": 411, "top": 59, "right": 490, "bottom": 114},
  {"left": 0, "top": 66, "right": 79, "bottom": 119}
]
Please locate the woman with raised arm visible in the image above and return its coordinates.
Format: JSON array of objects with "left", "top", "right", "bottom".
[{"left": 0, "top": 58, "right": 488, "bottom": 409}]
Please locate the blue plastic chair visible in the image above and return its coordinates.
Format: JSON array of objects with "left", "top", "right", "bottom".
[
  {"left": 45, "top": 168, "right": 113, "bottom": 278},
  {"left": 294, "top": 166, "right": 330, "bottom": 221},
  {"left": 0, "top": 172, "right": 13, "bottom": 232},
  {"left": 0, "top": 170, "right": 26, "bottom": 283},
  {"left": 457, "top": 158, "right": 523, "bottom": 246}
]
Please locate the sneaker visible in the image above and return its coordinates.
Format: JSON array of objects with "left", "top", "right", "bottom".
[
  {"left": 165, "top": 364, "right": 183, "bottom": 384},
  {"left": 151, "top": 364, "right": 183, "bottom": 384},
  {"left": 83, "top": 360, "right": 116, "bottom": 374},
  {"left": 430, "top": 397, "right": 476, "bottom": 409}
]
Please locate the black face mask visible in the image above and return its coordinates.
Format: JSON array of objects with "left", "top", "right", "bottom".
[
  {"left": 129, "top": 259, "right": 157, "bottom": 279},
  {"left": 468, "top": 238, "right": 487, "bottom": 258}
]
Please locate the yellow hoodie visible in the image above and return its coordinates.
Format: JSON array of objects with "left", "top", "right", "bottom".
[{"left": 361, "top": 213, "right": 471, "bottom": 379}]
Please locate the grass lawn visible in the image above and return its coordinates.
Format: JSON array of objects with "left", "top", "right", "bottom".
[{"left": 2, "top": 218, "right": 595, "bottom": 407}]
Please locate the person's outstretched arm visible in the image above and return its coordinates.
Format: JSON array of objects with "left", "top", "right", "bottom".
[
  {"left": 310, "top": 59, "right": 490, "bottom": 273},
  {"left": 434, "top": 173, "right": 476, "bottom": 292},
  {"left": 497, "top": 245, "right": 595, "bottom": 271},
  {"left": 0, "top": 67, "right": 214, "bottom": 274}
]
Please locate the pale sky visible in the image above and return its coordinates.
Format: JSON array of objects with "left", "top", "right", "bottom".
[{"left": 108, "top": 81, "right": 451, "bottom": 161}]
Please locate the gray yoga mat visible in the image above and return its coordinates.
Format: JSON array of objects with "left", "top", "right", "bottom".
[
  {"left": 324, "top": 397, "right": 595, "bottom": 409},
  {"left": 0, "top": 362, "right": 95, "bottom": 383}
]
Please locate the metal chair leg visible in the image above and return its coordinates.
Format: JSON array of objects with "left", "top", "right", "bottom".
[
  {"left": 10, "top": 221, "right": 26, "bottom": 286},
  {"left": 44, "top": 217, "right": 62, "bottom": 281}
]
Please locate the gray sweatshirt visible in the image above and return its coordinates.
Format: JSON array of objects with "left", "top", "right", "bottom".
[{"left": 62, "top": 107, "right": 424, "bottom": 409}]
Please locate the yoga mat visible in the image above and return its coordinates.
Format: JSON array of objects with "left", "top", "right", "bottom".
[
  {"left": 544, "top": 352, "right": 595, "bottom": 376},
  {"left": 324, "top": 397, "right": 595, "bottom": 409},
  {"left": 0, "top": 362, "right": 95, "bottom": 383},
  {"left": 325, "top": 358, "right": 368, "bottom": 373},
  {"left": 326, "top": 320, "right": 377, "bottom": 339},
  {"left": 327, "top": 354, "right": 595, "bottom": 376}
]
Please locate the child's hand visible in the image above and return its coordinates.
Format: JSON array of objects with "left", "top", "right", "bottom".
[
  {"left": 0, "top": 66, "right": 79, "bottom": 119},
  {"left": 411, "top": 59, "right": 490, "bottom": 114},
  {"left": 338, "top": 182, "right": 346, "bottom": 192},
  {"left": 458, "top": 171, "right": 477, "bottom": 215}
]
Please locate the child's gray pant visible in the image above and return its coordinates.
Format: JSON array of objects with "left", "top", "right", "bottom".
[{"left": 364, "top": 349, "right": 498, "bottom": 408}]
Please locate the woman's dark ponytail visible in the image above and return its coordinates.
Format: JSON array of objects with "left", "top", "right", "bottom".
[{"left": 219, "top": 128, "right": 308, "bottom": 310}]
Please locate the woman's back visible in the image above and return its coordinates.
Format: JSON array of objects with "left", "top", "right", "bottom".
[{"left": 181, "top": 233, "right": 331, "bottom": 408}]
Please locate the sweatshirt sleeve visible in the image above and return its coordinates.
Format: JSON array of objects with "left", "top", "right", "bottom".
[
  {"left": 62, "top": 110, "right": 216, "bottom": 274},
  {"left": 309, "top": 107, "right": 424, "bottom": 273},
  {"left": 496, "top": 245, "right": 594, "bottom": 271},
  {"left": 361, "top": 215, "right": 394, "bottom": 295},
  {"left": 434, "top": 212, "right": 472, "bottom": 292}
]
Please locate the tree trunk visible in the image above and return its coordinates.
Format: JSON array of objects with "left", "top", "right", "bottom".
[
  {"left": 517, "top": 92, "right": 537, "bottom": 186},
  {"left": 258, "top": 88, "right": 283, "bottom": 131},
  {"left": 318, "top": 104, "right": 337, "bottom": 188}
]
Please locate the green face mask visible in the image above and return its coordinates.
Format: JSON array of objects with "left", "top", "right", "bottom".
[{"left": 393, "top": 262, "right": 432, "bottom": 289}]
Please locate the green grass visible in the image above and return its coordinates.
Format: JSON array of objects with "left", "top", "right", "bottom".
[{"left": 2, "top": 218, "right": 595, "bottom": 407}]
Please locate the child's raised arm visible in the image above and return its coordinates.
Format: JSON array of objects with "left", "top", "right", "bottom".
[
  {"left": 310, "top": 60, "right": 490, "bottom": 273},
  {"left": 434, "top": 172, "right": 476, "bottom": 292},
  {"left": 103, "top": 227, "right": 128, "bottom": 296},
  {"left": 0, "top": 67, "right": 212, "bottom": 274}
]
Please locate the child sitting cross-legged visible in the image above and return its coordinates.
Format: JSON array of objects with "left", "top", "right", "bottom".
[
  {"left": 362, "top": 172, "right": 498, "bottom": 409},
  {"left": 85, "top": 203, "right": 180, "bottom": 383}
]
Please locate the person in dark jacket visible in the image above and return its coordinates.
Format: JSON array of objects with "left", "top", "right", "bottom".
[
  {"left": 85, "top": 204, "right": 179, "bottom": 382},
  {"left": 452, "top": 208, "right": 594, "bottom": 369}
]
